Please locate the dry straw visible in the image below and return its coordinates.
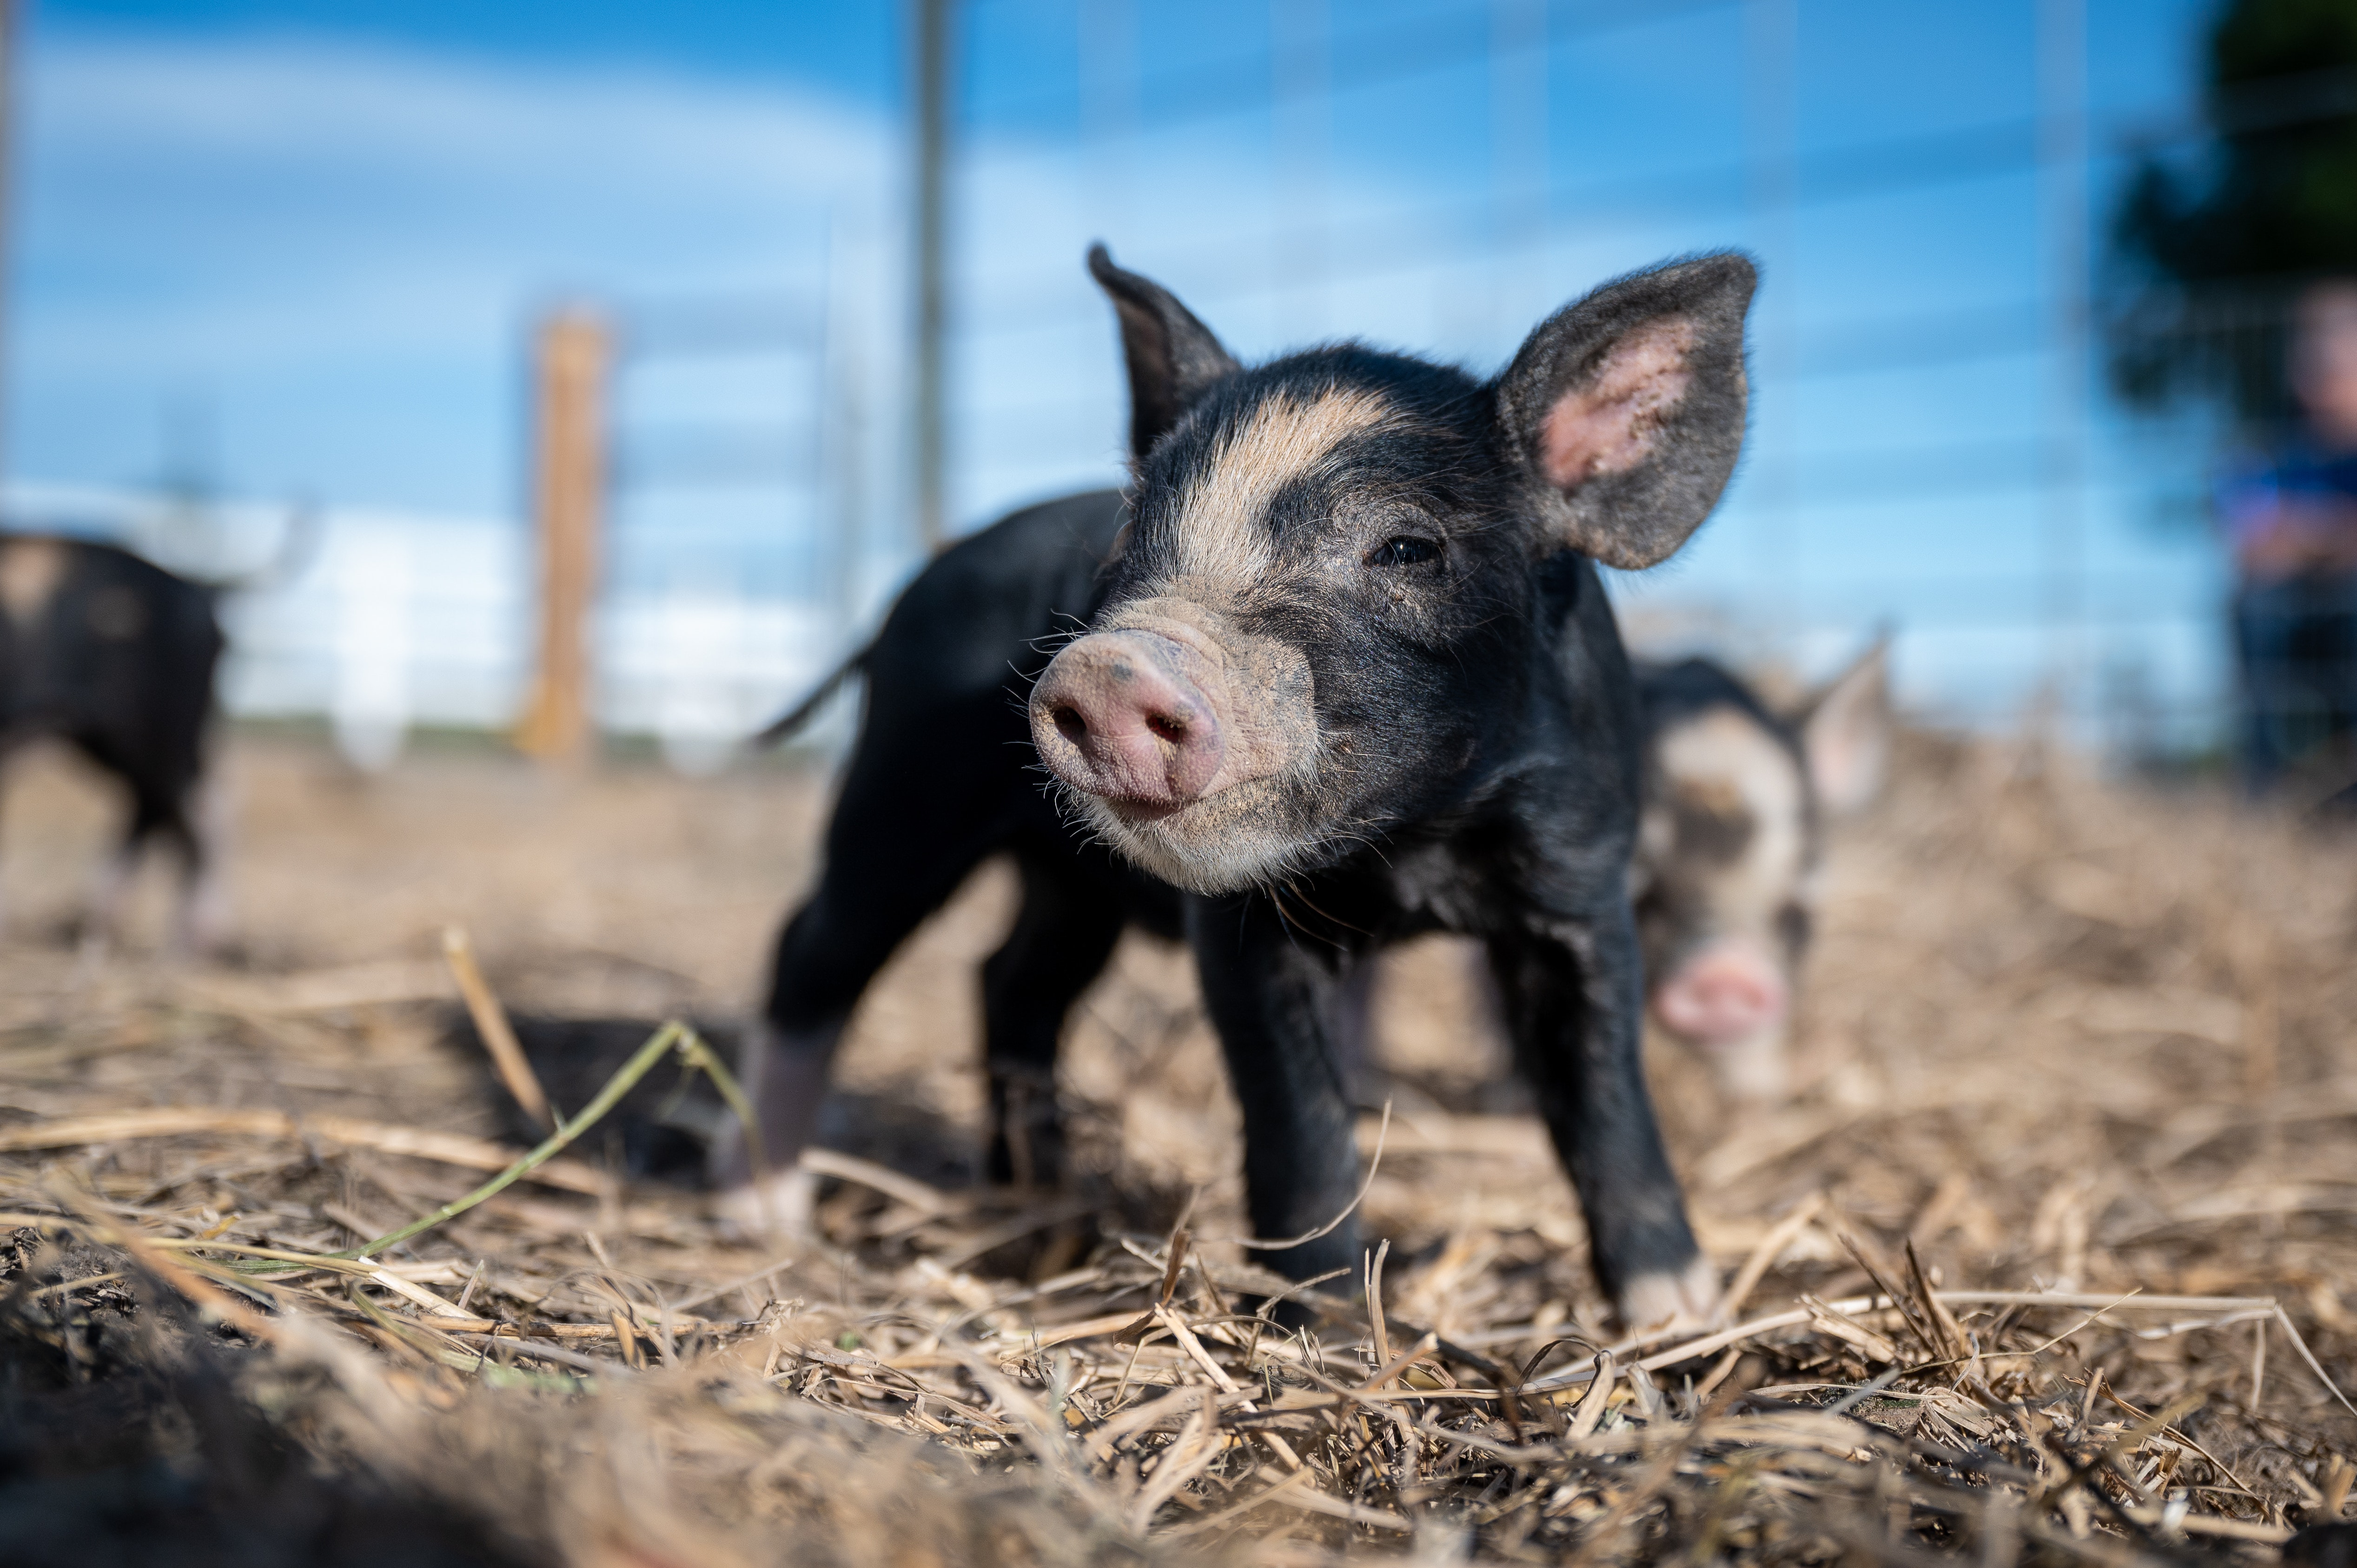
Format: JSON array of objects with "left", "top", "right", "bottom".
[{"left": 2, "top": 727, "right": 2355, "bottom": 1563}]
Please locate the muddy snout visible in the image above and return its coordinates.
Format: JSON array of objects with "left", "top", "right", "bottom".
[{"left": 1031, "top": 630, "right": 1225, "bottom": 816}]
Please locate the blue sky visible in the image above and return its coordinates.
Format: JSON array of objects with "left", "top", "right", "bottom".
[
  {"left": 38, "top": 0, "right": 900, "bottom": 93},
  {"left": 14, "top": 0, "right": 2234, "bottom": 729}
]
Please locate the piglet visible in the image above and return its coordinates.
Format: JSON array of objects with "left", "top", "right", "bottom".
[
  {"left": 1026, "top": 247, "right": 1754, "bottom": 1327},
  {"left": 1631, "top": 644, "right": 1891, "bottom": 1101},
  {"left": 728, "top": 246, "right": 1757, "bottom": 1329}
]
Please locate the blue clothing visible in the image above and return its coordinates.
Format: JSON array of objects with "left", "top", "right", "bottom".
[
  {"left": 2221, "top": 442, "right": 2357, "bottom": 788},
  {"left": 2235, "top": 575, "right": 2357, "bottom": 787},
  {"left": 2217, "top": 442, "right": 2357, "bottom": 562}
]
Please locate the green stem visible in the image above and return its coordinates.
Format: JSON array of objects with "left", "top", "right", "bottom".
[
  {"left": 251, "top": 1020, "right": 685, "bottom": 1270},
  {"left": 675, "top": 1026, "right": 768, "bottom": 1187}
]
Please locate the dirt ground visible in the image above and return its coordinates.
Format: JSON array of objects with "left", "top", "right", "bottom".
[{"left": 1, "top": 724, "right": 2354, "bottom": 1565}]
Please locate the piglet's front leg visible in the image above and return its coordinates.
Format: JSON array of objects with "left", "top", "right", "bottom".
[
  {"left": 1187, "top": 893, "right": 1366, "bottom": 1295},
  {"left": 1490, "top": 906, "right": 1719, "bottom": 1333}
]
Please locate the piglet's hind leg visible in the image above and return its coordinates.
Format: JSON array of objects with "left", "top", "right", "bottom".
[{"left": 981, "top": 854, "right": 1125, "bottom": 1189}]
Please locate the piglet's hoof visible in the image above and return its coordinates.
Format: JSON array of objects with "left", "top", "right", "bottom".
[
  {"left": 1616, "top": 1254, "right": 1722, "bottom": 1336},
  {"left": 709, "top": 1165, "right": 819, "bottom": 1245}
]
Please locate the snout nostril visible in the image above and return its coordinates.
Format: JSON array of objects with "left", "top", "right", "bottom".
[{"left": 1035, "top": 631, "right": 1224, "bottom": 808}]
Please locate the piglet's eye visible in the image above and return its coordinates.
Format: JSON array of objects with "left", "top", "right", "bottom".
[{"left": 1365, "top": 536, "right": 1440, "bottom": 568}]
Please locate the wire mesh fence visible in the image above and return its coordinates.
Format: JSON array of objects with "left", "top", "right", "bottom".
[{"left": 929, "top": 0, "right": 2260, "bottom": 766}]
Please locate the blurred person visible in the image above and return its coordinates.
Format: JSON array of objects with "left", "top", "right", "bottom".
[{"left": 2221, "top": 280, "right": 2357, "bottom": 788}]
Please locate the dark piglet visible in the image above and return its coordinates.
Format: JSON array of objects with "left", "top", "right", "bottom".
[
  {"left": 753, "top": 543, "right": 1885, "bottom": 1114},
  {"left": 726, "top": 246, "right": 1756, "bottom": 1330},
  {"left": 718, "top": 488, "right": 1178, "bottom": 1227},
  {"left": 738, "top": 545, "right": 1885, "bottom": 1143},
  {"left": 1630, "top": 643, "right": 1889, "bottom": 1101},
  {"left": 0, "top": 536, "right": 228, "bottom": 952}
]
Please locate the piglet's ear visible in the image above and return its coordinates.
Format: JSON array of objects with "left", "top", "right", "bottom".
[
  {"left": 1794, "top": 635, "right": 1893, "bottom": 818},
  {"left": 1496, "top": 253, "right": 1755, "bottom": 569},
  {"left": 1089, "top": 244, "right": 1240, "bottom": 461}
]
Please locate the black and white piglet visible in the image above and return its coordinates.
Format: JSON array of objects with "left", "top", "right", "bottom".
[
  {"left": 724, "top": 246, "right": 1756, "bottom": 1328},
  {"left": 1629, "top": 643, "right": 1889, "bottom": 1101}
]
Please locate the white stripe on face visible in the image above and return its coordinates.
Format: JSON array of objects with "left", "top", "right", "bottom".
[
  {"left": 1655, "top": 705, "right": 1807, "bottom": 936},
  {"left": 1167, "top": 386, "right": 1397, "bottom": 588}
]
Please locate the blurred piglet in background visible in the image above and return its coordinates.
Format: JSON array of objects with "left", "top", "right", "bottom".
[
  {"left": 0, "top": 535, "right": 230, "bottom": 955},
  {"left": 1629, "top": 641, "right": 1891, "bottom": 1102}
]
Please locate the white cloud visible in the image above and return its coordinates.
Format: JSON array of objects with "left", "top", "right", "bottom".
[{"left": 21, "top": 33, "right": 897, "bottom": 364}]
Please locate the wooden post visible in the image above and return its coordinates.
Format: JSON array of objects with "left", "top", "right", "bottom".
[
  {"left": 0, "top": 0, "right": 20, "bottom": 495},
  {"left": 911, "top": 0, "right": 952, "bottom": 553},
  {"left": 516, "top": 308, "right": 608, "bottom": 765}
]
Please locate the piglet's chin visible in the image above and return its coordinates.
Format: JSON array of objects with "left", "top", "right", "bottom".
[
  {"left": 1100, "top": 795, "right": 1187, "bottom": 826},
  {"left": 1696, "top": 1027, "right": 1793, "bottom": 1103},
  {"left": 1068, "top": 780, "right": 1308, "bottom": 896}
]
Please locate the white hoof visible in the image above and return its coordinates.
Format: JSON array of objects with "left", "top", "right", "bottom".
[
  {"left": 173, "top": 877, "right": 235, "bottom": 962},
  {"left": 710, "top": 1164, "right": 818, "bottom": 1244},
  {"left": 1617, "top": 1253, "right": 1721, "bottom": 1336}
]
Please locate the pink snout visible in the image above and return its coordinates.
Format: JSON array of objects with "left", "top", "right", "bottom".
[
  {"left": 1031, "top": 630, "right": 1225, "bottom": 816},
  {"left": 1652, "top": 941, "right": 1788, "bottom": 1046}
]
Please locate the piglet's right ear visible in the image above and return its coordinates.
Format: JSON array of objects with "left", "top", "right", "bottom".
[
  {"left": 1089, "top": 244, "right": 1240, "bottom": 461},
  {"left": 1496, "top": 253, "right": 1755, "bottom": 569}
]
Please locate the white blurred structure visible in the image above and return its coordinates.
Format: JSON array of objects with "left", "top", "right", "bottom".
[
  {"left": 329, "top": 527, "right": 414, "bottom": 769},
  {"left": 606, "top": 585, "right": 837, "bottom": 775},
  {"left": 3, "top": 481, "right": 841, "bottom": 772}
]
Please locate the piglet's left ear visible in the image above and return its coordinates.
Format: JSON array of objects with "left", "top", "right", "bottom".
[
  {"left": 1795, "top": 635, "right": 1893, "bottom": 818},
  {"left": 1496, "top": 253, "right": 1755, "bottom": 569}
]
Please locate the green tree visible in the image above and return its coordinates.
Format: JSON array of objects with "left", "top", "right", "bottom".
[{"left": 2110, "top": 0, "right": 2357, "bottom": 425}]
